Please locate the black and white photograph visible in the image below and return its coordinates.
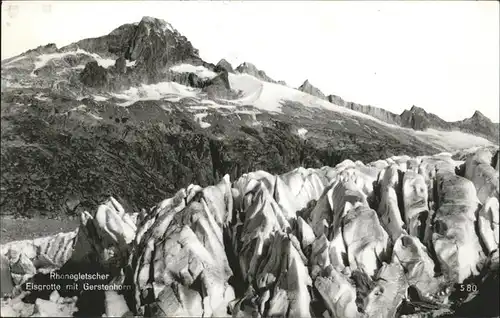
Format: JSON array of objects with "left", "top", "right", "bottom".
[{"left": 0, "top": 1, "right": 499, "bottom": 317}]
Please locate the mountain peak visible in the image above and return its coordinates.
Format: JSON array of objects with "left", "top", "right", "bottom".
[
  {"left": 298, "top": 79, "right": 325, "bottom": 99},
  {"left": 215, "top": 59, "right": 234, "bottom": 73},
  {"left": 409, "top": 105, "right": 426, "bottom": 113},
  {"left": 472, "top": 110, "right": 487, "bottom": 120},
  {"left": 235, "top": 62, "right": 276, "bottom": 83},
  {"left": 122, "top": 16, "right": 200, "bottom": 80},
  {"left": 138, "top": 16, "right": 175, "bottom": 33},
  {"left": 236, "top": 62, "right": 257, "bottom": 72}
]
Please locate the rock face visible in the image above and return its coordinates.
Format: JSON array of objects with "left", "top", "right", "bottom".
[
  {"left": 455, "top": 110, "right": 500, "bottom": 143},
  {"left": 326, "top": 95, "right": 499, "bottom": 143},
  {"left": 215, "top": 59, "right": 234, "bottom": 73},
  {"left": 2, "top": 147, "right": 498, "bottom": 317},
  {"left": 298, "top": 80, "right": 326, "bottom": 99},
  {"left": 235, "top": 62, "right": 277, "bottom": 83},
  {"left": 202, "top": 71, "right": 233, "bottom": 99},
  {"left": 125, "top": 17, "right": 201, "bottom": 81},
  {"left": 328, "top": 94, "right": 403, "bottom": 126},
  {"left": 400, "top": 105, "right": 452, "bottom": 131},
  {"left": 79, "top": 61, "right": 109, "bottom": 88}
]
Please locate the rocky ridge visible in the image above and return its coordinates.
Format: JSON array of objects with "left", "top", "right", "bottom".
[
  {"left": 298, "top": 80, "right": 326, "bottom": 100},
  {"left": 2, "top": 16, "right": 497, "bottom": 142},
  {"left": 328, "top": 97, "right": 499, "bottom": 143},
  {"left": 1, "top": 147, "right": 498, "bottom": 317}
]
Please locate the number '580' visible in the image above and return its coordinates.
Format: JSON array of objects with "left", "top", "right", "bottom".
[{"left": 459, "top": 284, "right": 478, "bottom": 292}]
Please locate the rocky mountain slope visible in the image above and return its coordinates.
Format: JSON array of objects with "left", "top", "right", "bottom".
[
  {"left": 0, "top": 15, "right": 497, "bottom": 220},
  {"left": 327, "top": 95, "right": 499, "bottom": 143},
  {"left": 1, "top": 147, "right": 499, "bottom": 317},
  {"left": 306, "top": 82, "right": 499, "bottom": 143}
]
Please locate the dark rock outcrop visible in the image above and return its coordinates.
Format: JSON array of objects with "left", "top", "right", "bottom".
[
  {"left": 215, "top": 59, "right": 234, "bottom": 73},
  {"left": 235, "top": 62, "right": 277, "bottom": 83},
  {"left": 203, "top": 71, "right": 233, "bottom": 98},
  {"left": 79, "top": 61, "right": 109, "bottom": 88},
  {"left": 400, "top": 105, "right": 453, "bottom": 131},
  {"left": 25, "top": 43, "right": 59, "bottom": 56},
  {"left": 113, "top": 56, "right": 127, "bottom": 74},
  {"left": 61, "top": 23, "right": 137, "bottom": 57},
  {"left": 325, "top": 94, "right": 498, "bottom": 142},
  {"left": 298, "top": 80, "right": 326, "bottom": 99},
  {"left": 454, "top": 110, "right": 500, "bottom": 143},
  {"left": 60, "top": 16, "right": 203, "bottom": 85},
  {"left": 327, "top": 94, "right": 402, "bottom": 126}
]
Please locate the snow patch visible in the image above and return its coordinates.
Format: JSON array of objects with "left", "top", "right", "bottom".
[
  {"left": 194, "top": 113, "right": 211, "bottom": 128},
  {"left": 200, "top": 99, "right": 237, "bottom": 110},
  {"left": 88, "top": 113, "right": 103, "bottom": 120},
  {"left": 2, "top": 80, "right": 31, "bottom": 89},
  {"left": 170, "top": 64, "right": 217, "bottom": 79},
  {"left": 226, "top": 72, "right": 492, "bottom": 152},
  {"left": 126, "top": 60, "right": 136, "bottom": 67},
  {"left": 298, "top": 128, "right": 308, "bottom": 138},
  {"left": 34, "top": 93, "right": 49, "bottom": 101},
  {"left": 160, "top": 104, "right": 172, "bottom": 112},
  {"left": 71, "top": 105, "right": 87, "bottom": 112},
  {"left": 189, "top": 106, "right": 209, "bottom": 111},
  {"left": 234, "top": 110, "right": 261, "bottom": 115},
  {"left": 414, "top": 129, "right": 493, "bottom": 151},
  {"left": 92, "top": 95, "right": 108, "bottom": 101},
  {"left": 111, "top": 82, "right": 200, "bottom": 107},
  {"left": 31, "top": 49, "right": 118, "bottom": 75},
  {"left": 234, "top": 109, "right": 260, "bottom": 122},
  {"left": 226, "top": 73, "right": 343, "bottom": 114}
]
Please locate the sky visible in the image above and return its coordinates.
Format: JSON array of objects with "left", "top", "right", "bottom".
[{"left": 1, "top": 1, "right": 499, "bottom": 122}]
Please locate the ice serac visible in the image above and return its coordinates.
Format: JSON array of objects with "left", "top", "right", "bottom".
[
  {"left": 279, "top": 167, "right": 325, "bottom": 211},
  {"left": 392, "top": 235, "right": 443, "bottom": 299},
  {"left": 377, "top": 165, "right": 407, "bottom": 241},
  {"left": 229, "top": 173, "right": 315, "bottom": 317},
  {"left": 314, "top": 266, "right": 359, "bottom": 318},
  {"left": 402, "top": 170, "right": 429, "bottom": 241},
  {"left": 255, "top": 232, "right": 312, "bottom": 318},
  {"left": 1, "top": 147, "right": 499, "bottom": 317},
  {"left": 131, "top": 176, "right": 235, "bottom": 317},
  {"left": 342, "top": 205, "right": 390, "bottom": 277},
  {"left": 309, "top": 178, "right": 368, "bottom": 239},
  {"left": 236, "top": 182, "right": 290, "bottom": 282},
  {"left": 309, "top": 235, "right": 331, "bottom": 278},
  {"left": 464, "top": 149, "right": 499, "bottom": 204},
  {"left": 1, "top": 231, "right": 77, "bottom": 285},
  {"left": 431, "top": 172, "right": 485, "bottom": 283},
  {"left": 72, "top": 197, "right": 137, "bottom": 271},
  {"left": 477, "top": 196, "right": 499, "bottom": 255},
  {"left": 363, "top": 262, "right": 408, "bottom": 318}
]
